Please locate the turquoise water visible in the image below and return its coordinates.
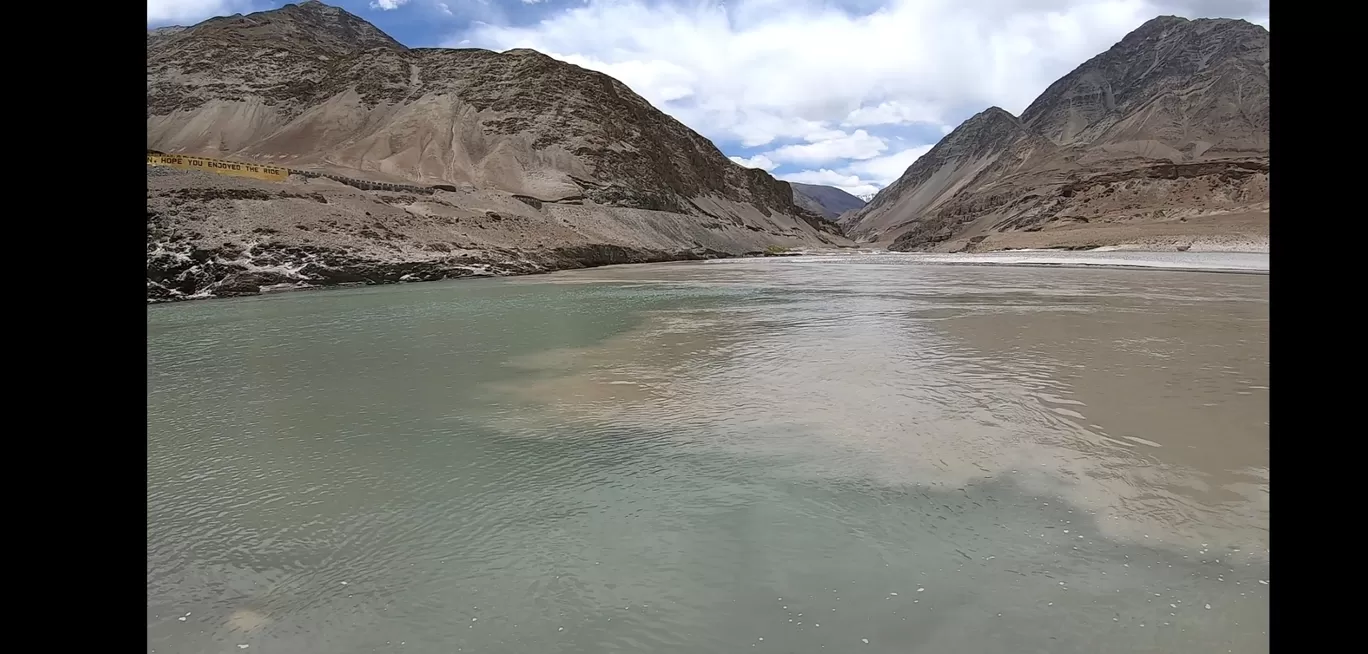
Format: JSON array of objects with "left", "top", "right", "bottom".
[{"left": 148, "top": 257, "right": 1269, "bottom": 653}]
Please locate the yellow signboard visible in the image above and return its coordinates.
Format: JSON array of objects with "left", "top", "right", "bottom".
[{"left": 147, "top": 153, "right": 290, "bottom": 182}]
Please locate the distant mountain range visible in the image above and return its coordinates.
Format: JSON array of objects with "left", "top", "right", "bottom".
[
  {"left": 789, "top": 183, "right": 867, "bottom": 221},
  {"left": 146, "top": 2, "right": 1269, "bottom": 302},
  {"left": 840, "top": 16, "right": 1269, "bottom": 252}
]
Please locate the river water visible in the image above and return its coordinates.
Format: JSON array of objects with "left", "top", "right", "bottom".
[{"left": 147, "top": 253, "right": 1269, "bottom": 654}]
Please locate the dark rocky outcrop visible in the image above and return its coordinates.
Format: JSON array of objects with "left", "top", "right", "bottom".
[{"left": 146, "top": 228, "right": 760, "bottom": 302}]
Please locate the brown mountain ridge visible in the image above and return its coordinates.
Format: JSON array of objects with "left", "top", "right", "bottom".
[
  {"left": 146, "top": 1, "right": 846, "bottom": 302},
  {"left": 840, "top": 16, "right": 1269, "bottom": 252}
]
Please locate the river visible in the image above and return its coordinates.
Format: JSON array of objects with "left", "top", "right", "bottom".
[{"left": 148, "top": 253, "right": 1269, "bottom": 653}]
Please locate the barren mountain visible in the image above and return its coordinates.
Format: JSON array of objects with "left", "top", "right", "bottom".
[
  {"left": 146, "top": 1, "right": 844, "bottom": 302},
  {"left": 840, "top": 16, "right": 1269, "bottom": 253},
  {"left": 790, "top": 183, "right": 866, "bottom": 221}
]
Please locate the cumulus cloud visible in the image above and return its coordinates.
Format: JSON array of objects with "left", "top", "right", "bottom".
[
  {"left": 147, "top": 0, "right": 255, "bottom": 24},
  {"left": 843, "top": 101, "right": 943, "bottom": 128},
  {"left": 779, "top": 144, "right": 934, "bottom": 196},
  {"left": 728, "top": 154, "right": 778, "bottom": 171},
  {"left": 463, "top": 1, "right": 1265, "bottom": 141},
  {"left": 845, "top": 145, "right": 935, "bottom": 186},
  {"left": 370, "top": 0, "right": 411, "bottom": 9},
  {"left": 766, "top": 130, "right": 888, "bottom": 165},
  {"left": 455, "top": 0, "right": 1268, "bottom": 190}
]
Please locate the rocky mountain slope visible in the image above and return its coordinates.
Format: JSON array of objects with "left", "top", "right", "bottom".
[
  {"left": 147, "top": 1, "right": 845, "bottom": 302},
  {"left": 840, "top": 16, "right": 1269, "bottom": 252},
  {"left": 790, "top": 183, "right": 866, "bottom": 221}
]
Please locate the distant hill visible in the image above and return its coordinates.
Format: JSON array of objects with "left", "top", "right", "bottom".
[
  {"left": 840, "top": 16, "right": 1269, "bottom": 252},
  {"left": 790, "top": 183, "right": 867, "bottom": 221}
]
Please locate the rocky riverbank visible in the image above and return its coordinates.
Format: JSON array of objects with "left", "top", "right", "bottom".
[{"left": 147, "top": 168, "right": 845, "bottom": 303}]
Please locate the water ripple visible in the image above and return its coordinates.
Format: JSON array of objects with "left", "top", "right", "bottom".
[{"left": 149, "top": 257, "right": 1268, "bottom": 654}]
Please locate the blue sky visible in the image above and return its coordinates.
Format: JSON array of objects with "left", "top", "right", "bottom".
[{"left": 149, "top": 1, "right": 1270, "bottom": 196}]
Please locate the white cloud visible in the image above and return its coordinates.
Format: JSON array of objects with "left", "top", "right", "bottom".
[
  {"left": 779, "top": 144, "right": 934, "bottom": 195},
  {"left": 370, "top": 0, "right": 411, "bottom": 9},
  {"left": 845, "top": 145, "right": 935, "bottom": 186},
  {"left": 728, "top": 154, "right": 778, "bottom": 171},
  {"left": 766, "top": 129, "right": 887, "bottom": 165},
  {"left": 147, "top": 0, "right": 254, "bottom": 24},
  {"left": 461, "top": 0, "right": 1267, "bottom": 150},
  {"left": 455, "top": 0, "right": 1267, "bottom": 191},
  {"left": 437, "top": 2, "right": 452, "bottom": 15},
  {"left": 843, "top": 101, "right": 943, "bottom": 128}
]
